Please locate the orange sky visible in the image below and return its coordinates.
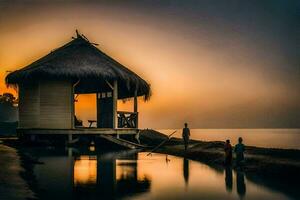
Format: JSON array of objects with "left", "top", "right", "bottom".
[{"left": 1, "top": 1, "right": 299, "bottom": 128}]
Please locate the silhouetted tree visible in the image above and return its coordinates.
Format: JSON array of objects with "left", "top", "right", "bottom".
[{"left": 0, "top": 93, "right": 16, "bottom": 105}]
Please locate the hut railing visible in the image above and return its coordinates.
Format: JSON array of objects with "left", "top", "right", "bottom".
[{"left": 117, "top": 111, "right": 138, "bottom": 128}]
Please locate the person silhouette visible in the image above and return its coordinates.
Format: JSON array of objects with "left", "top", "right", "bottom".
[
  {"left": 236, "top": 170, "right": 246, "bottom": 199},
  {"left": 225, "top": 166, "right": 233, "bottom": 192},
  {"left": 182, "top": 123, "right": 190, "bottom": 151},
  {"left": 234, "top": 137, "right": 245, "bottom": 167},
  {"left": 224, "top": 139, "right": 233, "bottom": 165}
]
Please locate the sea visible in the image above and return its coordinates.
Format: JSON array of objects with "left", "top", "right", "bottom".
[{"left": 157, "top": 129, "right": 300, "bottom": 149}]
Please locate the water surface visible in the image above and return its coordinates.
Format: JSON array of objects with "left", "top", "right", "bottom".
[{"left": 26, "top": 148, "right": 295, "bottom": 200}]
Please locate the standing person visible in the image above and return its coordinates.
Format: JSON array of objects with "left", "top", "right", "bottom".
[
  {"left": 235, "top": 137, "right": 245, "bottom": 166},
  {"left": 182, "top": 123, "right": 190, "bottom": 151},
  {"left": 224, "top": 139, "right": 233, "bottom": 165}
]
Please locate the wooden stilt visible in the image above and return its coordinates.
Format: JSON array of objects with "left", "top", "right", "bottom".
[
  {"left": 113, "top": 80, "right": 118, "bottom": 129},
  {"left": 68, "top": 134, "right": 72, "bottom": 143},
  {"left": 134, "top": 89, "right": 138, "bottom": 128}
]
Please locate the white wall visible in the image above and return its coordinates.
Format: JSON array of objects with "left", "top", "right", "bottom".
[
  {"left": 18, "top": 80, "right": 74, "bottom": 129},
  {"left": 19, "top": 83, "right": 40, "bottom": 128}
]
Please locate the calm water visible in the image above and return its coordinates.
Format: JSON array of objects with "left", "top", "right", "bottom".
[
  {"left": 158, "top": 129, "right": 300, "bottom": 149},
  {"left": 25, "top": 148, "right": 296, "bottom": 200}
]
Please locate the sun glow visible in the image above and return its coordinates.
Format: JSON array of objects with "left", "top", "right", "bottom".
[{"left": 1, "top": 1, "right": 299, "bottom": 128}]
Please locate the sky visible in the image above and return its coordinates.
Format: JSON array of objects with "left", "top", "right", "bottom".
[{"left": 0, "top": 0, "right": 299, "bottom": 128}]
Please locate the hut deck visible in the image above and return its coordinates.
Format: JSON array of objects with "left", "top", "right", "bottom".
[{"left": 17, "top": 128, "right": 139, "bottom": 135}]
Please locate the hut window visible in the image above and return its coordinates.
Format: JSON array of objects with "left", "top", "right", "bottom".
[
  {"left": 101, "top": 93, "right": 106, "bottom": 98},
  {"left": 107, "top": 92, "right": 112, "bottom": 98},
  {"left": 97, "top": 93, "right": 101, "bottom": 99}
]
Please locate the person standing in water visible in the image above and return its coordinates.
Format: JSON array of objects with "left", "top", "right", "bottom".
[
  {"left": 182, "top": 123, "right": 190, "bottom": 151},
  {"left": 224, "top": 139, "right": 233, "bottom": 165},
  {"left": 235, "top": 137, "right": 245, "bottom": 166}
]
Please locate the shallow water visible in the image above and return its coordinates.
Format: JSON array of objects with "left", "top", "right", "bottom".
[
  {"left": 24, "top": 147, "right": 296, "bottom": 200},
  {"left": 158, "top": 129, "right": 300, "bottom": 149}
]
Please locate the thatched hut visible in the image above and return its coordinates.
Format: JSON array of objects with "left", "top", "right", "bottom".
[{"left": 6, "top": 32, "right": 151, "bottom": 140}]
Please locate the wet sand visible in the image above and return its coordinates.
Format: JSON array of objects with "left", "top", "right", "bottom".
[{"left": 0, "top": 141, "right": 36, "bottom": 200}]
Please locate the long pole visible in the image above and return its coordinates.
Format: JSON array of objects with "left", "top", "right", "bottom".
[{"left": 147, "top": 130, "right": 177, "bottom": 156}]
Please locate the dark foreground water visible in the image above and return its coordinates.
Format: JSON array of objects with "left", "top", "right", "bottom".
[
  {"left": 158, "top": 129, "right": 300, "bottom": 149},
  {"left": 19, "top": 147, "right": 296, "bottom": 200},
  {"left": 0, "top": 144, "right": 35, "bottom": 200}
]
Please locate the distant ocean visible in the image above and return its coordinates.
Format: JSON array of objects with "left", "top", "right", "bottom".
[{"left": 157, "top": 129, "right": 300, "bottom": 149}]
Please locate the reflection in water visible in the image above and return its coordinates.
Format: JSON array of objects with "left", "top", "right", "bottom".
[
  {"left": 74, "top": 156, "right": 97, "bottom": 186},
  {"left": 225, "top": 166, "right": 233, "bottom": 192},
  {"left": 116, "top": 160, "right": 137, "bottom": 181},
  {"left": 72, "top": 153, "right": 151, "bottom": 199},
  {"left": 224, "top": 167, "right": 247, "bottom": 198},
  {"left": 183, "top": 158, "right": 189, "bottom": 187},
  {"left": 237, "top": 170, "right": 246, "bottom": 199},
  {"left": 115, "top": 158, "right": 150, "bottom": 197},
  {"left": 31, "top": 149, "right": 292, "bottom": 200},
  {"left": 165, "top": 155, "right": 170, "bottom": 163}
]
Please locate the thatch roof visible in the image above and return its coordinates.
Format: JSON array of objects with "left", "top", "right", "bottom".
[{"left": 6, "top": 32, "right": 151, "bottom": 100}]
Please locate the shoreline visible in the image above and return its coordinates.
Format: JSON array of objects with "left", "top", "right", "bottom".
[
  {"left": 156, "top": 128, "right": 300, "bottom": 150},
  {"left": 140, "top": 130, "right": 300, "bottom": 178},
  {"left": 139, "top": 129, "right": 300, "bottom": 199},
  {"left": 0, "top": 142, "right": 36, "bottom": 200},
  {"left": 1, "top": 131, "right": 300, "bottom": 199}
]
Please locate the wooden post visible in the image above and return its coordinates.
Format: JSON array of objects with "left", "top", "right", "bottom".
[
  {"left": 134, "top": 89, "right": 138, "bottom": 113},
  {"left": 68, "top": 134, "right": 72, "bottom": 143},
  {"left": 96, "top": 93, "right": 99, "bottom": 128},
  {"left": 134, "top": 89, "right": 138, "bottom": 128},
  {"left": 68, "top": 147, "right": 73, "bottom": 157},
  {"left": 113, "top": 80, "right": 118, "bottom": 129},
  {"left": 71, "top": 83, "right": 75, "bottom": 129}
]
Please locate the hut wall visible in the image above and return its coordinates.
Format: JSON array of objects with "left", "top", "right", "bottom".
[
  {"left": 39, "top": 80, "right": 73, "bottom": 129},
  {"left": 19, "top": 83, "right": 40, "bottom": 128}
]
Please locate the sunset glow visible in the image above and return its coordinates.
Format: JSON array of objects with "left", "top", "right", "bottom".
[
  {"left": 0, "top": 2, "right": 299, "bottom": 200},
  {"left": 1, "top": 1, "right": 299, "bottom": 128}
]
